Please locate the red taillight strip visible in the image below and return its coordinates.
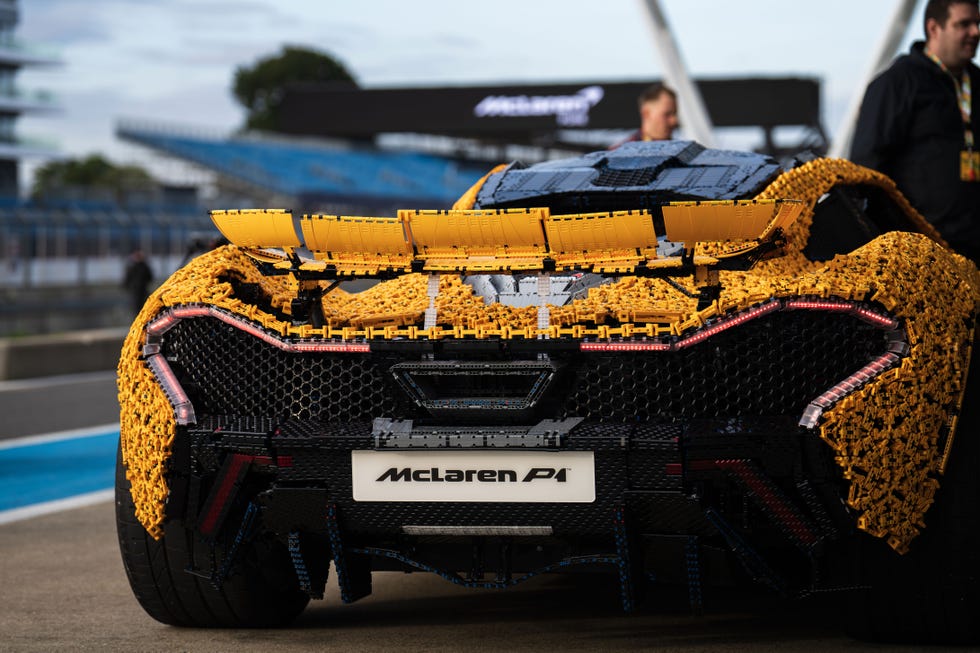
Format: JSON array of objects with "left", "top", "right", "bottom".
[
  {"left": 580, "top": 342, "right": 671, "bottom": 352},
  {"left": 197, "top": 453, "right": 252, "bottom": 537},
  {"left": 853, "top": 307, "right": 900, "bottom": 329},
  {"left": 144, "top": 311, "right": 181, "bottom": 336},
  {"left": 145, "top": 353, "right": 196, "bottom": 425},
  {"left": 252, "top": 455, "right": 294, "bottom": 467},
  {"left": 579, "top": 298, "right": 897, "bottom": 353},
  {"left": 714, "top": 459, "right": 819, "bottom": 548},
  {"left": 784, "top": 299, "right": 899, "bottom": 330},
  {"left": 673, "top": 300, "right": 781, "bottom": 350},
  {"left": 578, "top": 300, "right": 782, "bottom": 353},
  {"left": 146, "top": 305, "right": 371, "bottom": 353},
  {"left": 799, "top": 351, "right": 902, "bottom": 428}
]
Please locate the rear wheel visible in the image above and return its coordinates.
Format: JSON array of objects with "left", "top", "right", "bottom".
[
  {"left": 845, "top": 335, "right": 980, "bottom": 644},
  {"left": 115, "top": 448, "right": 309, "bottom": 627}
]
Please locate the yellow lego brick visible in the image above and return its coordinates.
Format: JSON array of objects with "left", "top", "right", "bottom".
[
  {"left": 592, "top": 261, "right": 641, "bottom": 274},
  {"left": 543, "top": 210, "right": 657, "bottom": 272},
  {"left": 240, "top": 247, "right": 291, "bottom": 265},
  {"left": 210, "top": 209, "right": 300, "bottom": 248},
  {"left": 297, "top": 260, "right": 328, "bottom": 272},
  {"left": 403, "top": 208, "right": 547, "bottom": 257},
  {"left": 758, "top": 199, "right": 804, "bottom": 240},
  {"left": 422, "top": 257, "right": 545, "bottom": 272},
  {"left": 544, "top": 210, "right": 657, "bottom": 255},
  {"left": 552, "top": 249, "right": 641, "bottom": 271},
  {"left": 645, "top": 257, "right": 685, "bottom": 269},
  {"left": 662, "top": 200, "right": 786, "bottom": 243},
  {"left": 301, "top": 215, "right": 413, "bottom": 270}
]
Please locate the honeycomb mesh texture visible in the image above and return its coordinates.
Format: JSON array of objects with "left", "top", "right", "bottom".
[
  {"left": 563, "top": 311, "right": 885, "bottom": 420},
  {"left": 592, "top": 167, "right": 658, "bottom": 187},
  {"left": 162, "top": 311, "right": 886, "bottom": 424},
  {"left": 164, "top": 318, "right": 419, "bottom": 422}
]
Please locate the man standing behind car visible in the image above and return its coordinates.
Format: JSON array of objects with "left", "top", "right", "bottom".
[
  {"left": 610, "top": 83, "right": 679, "bottom": 148},
  {"left": 122, "top": 248, "right": 153, "bottom": 316},
  {"left": 851, "top": 0, "right": 980, "bottom": 264}
]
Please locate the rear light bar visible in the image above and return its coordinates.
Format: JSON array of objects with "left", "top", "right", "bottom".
[
  {"left": 146, "top": 353, "right": 196, "bottom": 425},
  {"left": 580, "top": 342, "right": 671, "bottom": 352},
  {"left": 146, "top": 305, "right": 370, "bottom": 353},
  {"left": 673, "top": 301, "right": 781, "bottom": 350},
  {"left": 580, "top": 298, "right": 899, "bottom": 353},
  {"left": 783, "top": 299, "right": 899, "bottom": 329},
  {"left": 798, "top": 351, "right": 901, "bottom": 428}
]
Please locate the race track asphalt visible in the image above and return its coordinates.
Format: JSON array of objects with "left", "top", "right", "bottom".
[{"left": 0, "top": 500, "right": 878, "bottom": 653}]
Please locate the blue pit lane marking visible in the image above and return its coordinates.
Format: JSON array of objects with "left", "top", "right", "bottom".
[{"left": 0, "top": 426, "right": 119, "bottom": 513}]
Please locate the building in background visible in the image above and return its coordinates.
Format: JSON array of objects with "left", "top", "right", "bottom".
[
  {"left": 0, "top": 0, "right": 59, "bottom": 198},
  {"left": 278, "top": 78, "right": 828, "bottom": 162}
]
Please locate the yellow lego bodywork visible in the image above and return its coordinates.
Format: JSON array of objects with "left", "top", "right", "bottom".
[{"left": 119, "top": 158, "right": 979, "bottom": 552}]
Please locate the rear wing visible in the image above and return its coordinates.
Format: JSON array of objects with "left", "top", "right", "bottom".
[{"left": 210, "top": 200, "right": 802, "bottom": 280}]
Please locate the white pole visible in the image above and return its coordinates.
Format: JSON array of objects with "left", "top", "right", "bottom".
[
  {"left": 637, "top": 0, "right": 716, "bottom": 147},
  {"left": 829, "top": 0, "right": 921, "bottom": 158}
]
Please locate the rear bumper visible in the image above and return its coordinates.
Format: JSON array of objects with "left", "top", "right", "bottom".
[{"left": 176, "top": 415, "right": 833, "bottom": 544}]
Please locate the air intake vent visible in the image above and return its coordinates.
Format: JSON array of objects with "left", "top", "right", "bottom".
[
  {"left": 391, "top": 360, "right": 555, "bottom": 411},
  {"left": 593, "top": 166, "right": 658, "bottom": 187}
]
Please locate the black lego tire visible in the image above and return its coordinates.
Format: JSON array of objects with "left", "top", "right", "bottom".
[
  {"left": 114, "top": 446, "right": 310, "bottom": 627},
  {"left": 845, "top": 330, "right": 980, "bottom": 645}
]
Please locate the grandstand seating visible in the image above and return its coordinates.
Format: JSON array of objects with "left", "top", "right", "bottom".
[
  {"left": 118, "top": 126, "right": 486, "bottom": 208},
  {"left": 2, "top": 124, "right": 494, "bottom": 334}
]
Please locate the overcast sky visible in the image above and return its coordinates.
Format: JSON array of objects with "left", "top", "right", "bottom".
[{"left": 17, "top": 0, "right": 930, "bottom": 179}]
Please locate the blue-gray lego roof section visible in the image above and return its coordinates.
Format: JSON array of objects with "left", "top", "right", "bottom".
[
  {"left": 474, "top": 141, "right": 783, "bottom": 210},
  {"left": 120, "top": 128, "right": 486, "bottom": 206}
]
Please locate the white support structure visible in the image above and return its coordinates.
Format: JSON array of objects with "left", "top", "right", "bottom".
[
  {"left": 829, "top": 0, "right": 920, "bottom": 158},
  {"left": 637, "top": 0, "right": 716, "bottom": 147},
  {"left": 423, "top": 274, "right": 440, "bottom": 330},
  {"left": 536, "top": 272, "right": 551, "bottom": 336}
]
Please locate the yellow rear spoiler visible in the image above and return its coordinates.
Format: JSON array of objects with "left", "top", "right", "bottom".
[{"left": 210, "top": 199, "right": 802, "bottom": 278}]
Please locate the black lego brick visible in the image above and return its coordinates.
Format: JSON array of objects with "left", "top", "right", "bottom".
[{"left": 473, "top": 141, "right": 782, "bottom": 212}]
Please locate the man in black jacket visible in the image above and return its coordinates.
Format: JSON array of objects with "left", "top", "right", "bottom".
[
  {"left": 851, "top": 0, "right": 980, "bottom": 263},
  {"left": 122, "top": 248, "right": 154, "bottom": 316}
]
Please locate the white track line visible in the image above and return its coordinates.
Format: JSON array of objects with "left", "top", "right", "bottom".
[
  {"left": 0, "top": 489, "right": 115, "bottom": 525},
  {"left": 0, "top": 423, "right": 119, "bottom": 450}
]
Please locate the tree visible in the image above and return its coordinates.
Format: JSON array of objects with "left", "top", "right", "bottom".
[
  {"left": 31, "top": 155, "right": 156, "bottom": 202},
  {"left": 233, "top": 45, "right": 357, "bottom": 132}
]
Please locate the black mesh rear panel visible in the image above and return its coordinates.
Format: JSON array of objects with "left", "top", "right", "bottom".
[
  {"left": 562, "top": 311, "right": 883, "bottom": 420},
  {"left": 163, "top": 318, "right": 421, "bottom": 423},
  {"left": 162, "top": 310, "right": 887, "bottom": 425}
]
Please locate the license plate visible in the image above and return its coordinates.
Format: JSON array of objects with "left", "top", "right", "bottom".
[{"left": 351, "top": 450, "right": 595, "bottom": 503}]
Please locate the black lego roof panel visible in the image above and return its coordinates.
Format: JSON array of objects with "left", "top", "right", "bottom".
[{"left": 474, "top": 141, "right": 782, "bottom": 213}]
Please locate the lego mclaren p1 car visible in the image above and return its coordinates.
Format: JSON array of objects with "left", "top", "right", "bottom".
[{"left": 116, "top": 141, "right": 979, "bottom": 643}]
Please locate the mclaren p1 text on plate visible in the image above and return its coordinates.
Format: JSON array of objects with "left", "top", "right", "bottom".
[{"left": 351, "top": 450, "right": 596, "bottom": 502}]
